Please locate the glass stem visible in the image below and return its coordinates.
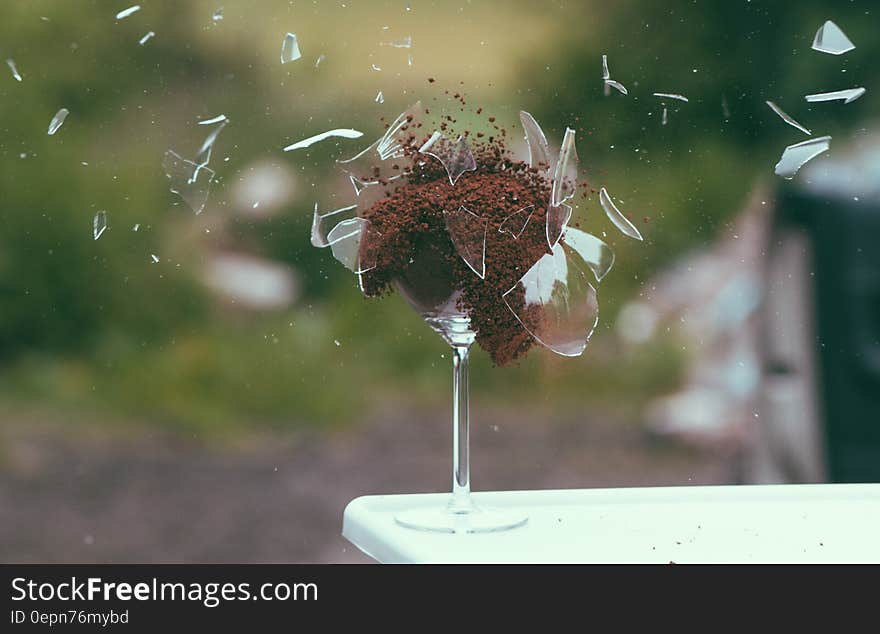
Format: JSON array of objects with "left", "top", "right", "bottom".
[{"left": 450, "top": 343, "right": 474, "bottom": 513}]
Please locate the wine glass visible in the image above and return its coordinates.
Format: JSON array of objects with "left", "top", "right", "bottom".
[{"left": 391, "top": 239, "right": 528, "bottom": 533}]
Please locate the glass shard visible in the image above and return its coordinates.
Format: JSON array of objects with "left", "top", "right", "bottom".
[
  {"left": 133, "top": 223, "right": 140, "bottom": 232},
  {"left": 502, "top": 242, "right": 599, "bottom": 357},
  {"left": 47, "top": 108, "right": 69, "bottom": 135},
  {"left": 601, "top": 54, "right": 610, "bottom": 80},
  {"left": 804, "top": 87, "right": 866, "bottom": 104},
  {"left": 418, "top": 133, "right": 477, "bottom": 185},
  {"left": 444, "top": 205, "right": 488, "bottom": 278},
  {"left": 604, "top": 79, "right": 628, "bottom": 95},
  {"left": 375, "top": 90, "right": 384, "bottom": 104},
  {"left": 561, "top": 228, "right": 615, "bottom": 282},
  {"left": 283, "top": 128, "right": 363, "bottom": 152},
  {"left": 551, "top": 127, "right": 578, "bottom": 206},
  {"left": 599, "top": 187, "right": 643, "bottom": 241},
  {"left": 162, "top": 150, "right": 215, "bottom": 214},
  {"left": 314, "top": 54, "right": 326, "bottom": 68},
  {"left": 546, "top": 202, "right": 572, "bottom": 249},
  {"left": 138, "top": 31, "right": 155, "bottom": 45},
  {"left": 281, "top": 33, "right": 302, "bottom": 64},
  {"left": 93, "top": 210, "right": 108, "bottom": 241},
  {"left": 662, "top": 106, "right": 668, "bottom": 126},
  {"left": 212, "top": 8, "right": 224, "bottom": 21},
  {"left": 653, "top": 92, "right": 689, "bottom": 102},
  {"left": 382, "top": 35, "right": 412, "bottom": 48},
  {"left": 812, "top": 20, "right": 855, "bottom": 55},
  {"left": 6, "top": 58, "right": 22, "bottom": 81},
  {"left": 194, "top": 119, "right": 227, "bottom": 168},
  {"left": 519, "top": 111, "right": 552, "bottom": 172},
  {"left": 311, "top": 202, "right": 357, "bottom": 248},
  {"left": 198, "top": 114, "right": 227, "bottom": 125},
  {"left": 116, "top": 5, "right": 141, "bottom": 20},
  {"left": 498, "top": 204, "right": 536, "bottom": 239},
  {"left": 150, "top": 254, "right": 160, "bottom": 263},
  {"left": 773, "top": 136, "right": 831, "bottom": 180},
  {"left": 765, "top": 101, "right": 811, "bottom": 136},
  {"left": 371, "top": 64, "right": 382, "bottom": 72},
  {"left": 326, "top": 217, "right": 379, "bottom": 274}
]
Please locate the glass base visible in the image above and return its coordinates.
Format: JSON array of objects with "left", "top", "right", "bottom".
[{"left": 394, "top": 503, "right": 528, "bottom": 534}]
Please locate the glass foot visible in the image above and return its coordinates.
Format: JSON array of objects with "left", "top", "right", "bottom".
[{"left": 394, "top": 504, "right": 528, "bottom": 534}]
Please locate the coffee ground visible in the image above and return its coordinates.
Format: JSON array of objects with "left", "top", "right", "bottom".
[{"left": 356, "top": 138, "right": 559, "bottom": 366}]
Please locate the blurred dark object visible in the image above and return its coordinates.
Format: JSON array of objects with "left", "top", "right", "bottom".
[{"left": 751, "top": 135, "right": 880, "bottom": 483}]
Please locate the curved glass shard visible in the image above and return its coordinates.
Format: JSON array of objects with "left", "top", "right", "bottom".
[
  {"left": 561, "top": 228, "right": 615, "bottom": 282},
  {"left": 444, "top": 205, "right": 488, "bottom": 278},
  {"left": 812, "top": 20, "right": 855, "bottom": 55},
  {"left": 498, "top": 204, "right": 535, "bottom": 239},
  {"left": 375, "top": 91, "right": 384, "bottom": 104},
  {"left": 116, "top": 5, "right": 141, "bottom": 20},
  {"left": 281, "top": 33, "right": 302, "bottom": 63},
  {"left": 599, "top": 187, "right": 643, "bottom": 241},
  {"left": 519, "top": 111, "right": 552, "bottom": 171},
  {"left": 765, "top": 101, "right": 811, "bottom": 136},
  {"left": 604, "top": 79, "right": 628, "bottom": 95},
  {"left": 601, "top": 54, "right": 610, "bottom": 80},
  {"left": 138, "top": 31, "right": 155, "bottom": 45},
  {"left": 311, "top": 202, "right": 357, "bottom": 247},
  {"left": 162, "top": 150, "right": 215, "bottom": 214},
  {"left": 198, "top": 114, "right": 227, "bottom": 125},
  {"left": 375, "top": 102, "right": 422, "bottom": 160},
  {"left": 326, "top": 217, "right": 379, "bottom": 274},
  {"left": 805, "top": 87, "right": 866, "bottom": 104},
  {"left": 551, "top": 127, "right": 578, "bottom": 206},
  {"left": 546, "top": 202, "right": 572, "bottom": 249},
  {"left": 48, "top": 108, "right": 69, "bottom": 135},
  {"left": 774, "top": 136, "right": 831, "bottom": 179},
  {"left": 653, "top": 92, "right": 689, "bottom": 102},
  {"left": 418, "top": 133, "right": 477, "bottom": 185},
  {"left": 283, "top": 128, "right": 363, "bottom": 152},
  {"left": 93, "top": 210, "right": 108, "bottom": 241},
  {"left": 502, "top": 242, "right": 599, "bottom": 357},
  {"left": 194, "top": 119, "right": 228, "bottom": 167}
]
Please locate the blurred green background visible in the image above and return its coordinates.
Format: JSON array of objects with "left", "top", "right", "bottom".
[{"left": 0, "top": 0, "right": 876, "bottom": 432}]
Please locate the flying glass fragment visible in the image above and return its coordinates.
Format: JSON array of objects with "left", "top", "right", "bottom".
[
  {"left": 653, "top": 92, "right": 689, "bottom": 102},
  {"left": 48, "top": 108, "right": 69, "bottom": 135},
  {"left": 599, "top": 187, "right": 643, "bottom": 241},
  {"left": 6, "top": 59, "right": 22, "bottom": 81},
  {"left": 116, "top": 5, "right": 141, "bottom": 20},
  {"left": 811, "top": 20, "right": 855, "bottom": 55},
  {"left": 138, "top": 31, "right": 155, "bottom": 45},
  {"left": 766, "top": 101, "right": 811, "bottom": 136},
  {"left": 93, "top": 210, "right": 108, "bottom": 240},
  {"left": 804, "top": 87, "right": 865, "bottom": 104},
  {"left": 774, "top": 136, "right": 831, "bottom": 179},
  {"left": 283, "top": 128, "right": 363, "bottom": 152},
  {"left": 604, "top": 79, "right": 628, "bottom": 95},
  {"left": 444, "top": 206, "right": 488, "bottom": 279},
  {"left": 281, "top": 33, "right": 302, "bottom": 64}
]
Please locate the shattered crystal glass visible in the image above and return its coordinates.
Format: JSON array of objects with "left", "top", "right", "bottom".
[
  {"left": 283, "top": 128, "right": 363, "bottom": 152},
  {"left": 498, "top": 204, "right": 536, "bottom": 239},
  {"left": 325, "top": 217, "right": 379, "bottom": 274},
  {"left": 599, "top": 187, "right": 643, "bottom": 241},
  {"left": 93, "top": 210, "right": 108, "bottom": 241},
  {"left": 311, "top": 203, "right": 357, "bottom": 248},
  {"left": 519, "top": 111, "right": 552, "bottom": 171},
  {"left": 503, "top": 242, "right": 599, "bottom": 357},
  {"left": 604, "top": 79, "right": 628, "bottom": 95},
  {"left": 115, "top": 5, "right": 141, "bottom": 20},
  {"left": 805, "top": 87, "right": 866, "bottom": 104},
  {"left": 419, "top": 133, "right": 477, "bottom": 186},
  {"left": 811, "top": 20, "right": 855, "bottom": 55},
  {"left": 774, "top": 136, "right": 831, "bottom": 179},
  {"left": 653, "top": 92, "right": 688, "bottom": 102},
  {"left": 444, "top": 205, "right": 488, "bottom": 279},
  {"left": 47, "top": 108, "right": 69, "bottom": 135},
  {"left": 766, "top": 101, "right": 811, "bottom": 135},
  {"left": 138, "top": 31, "right": 155, "bottom": 45},
  {"left": 281, "top": 32, "right": 302, "bottom": 64},
  {"left": 561, "top": 227, "right": 615, "bottom": 282},
  {"left": 162, "top": 150, "right": 215, "bottom": 214}
]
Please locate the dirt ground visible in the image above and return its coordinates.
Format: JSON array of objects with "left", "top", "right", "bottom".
[{"left": 0, "top": 404, "right": 741, "bottom": 563}]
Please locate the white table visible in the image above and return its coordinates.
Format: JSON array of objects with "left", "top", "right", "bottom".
[{"left": 342, "top": 484, "right": 880, "bottom": 563}]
